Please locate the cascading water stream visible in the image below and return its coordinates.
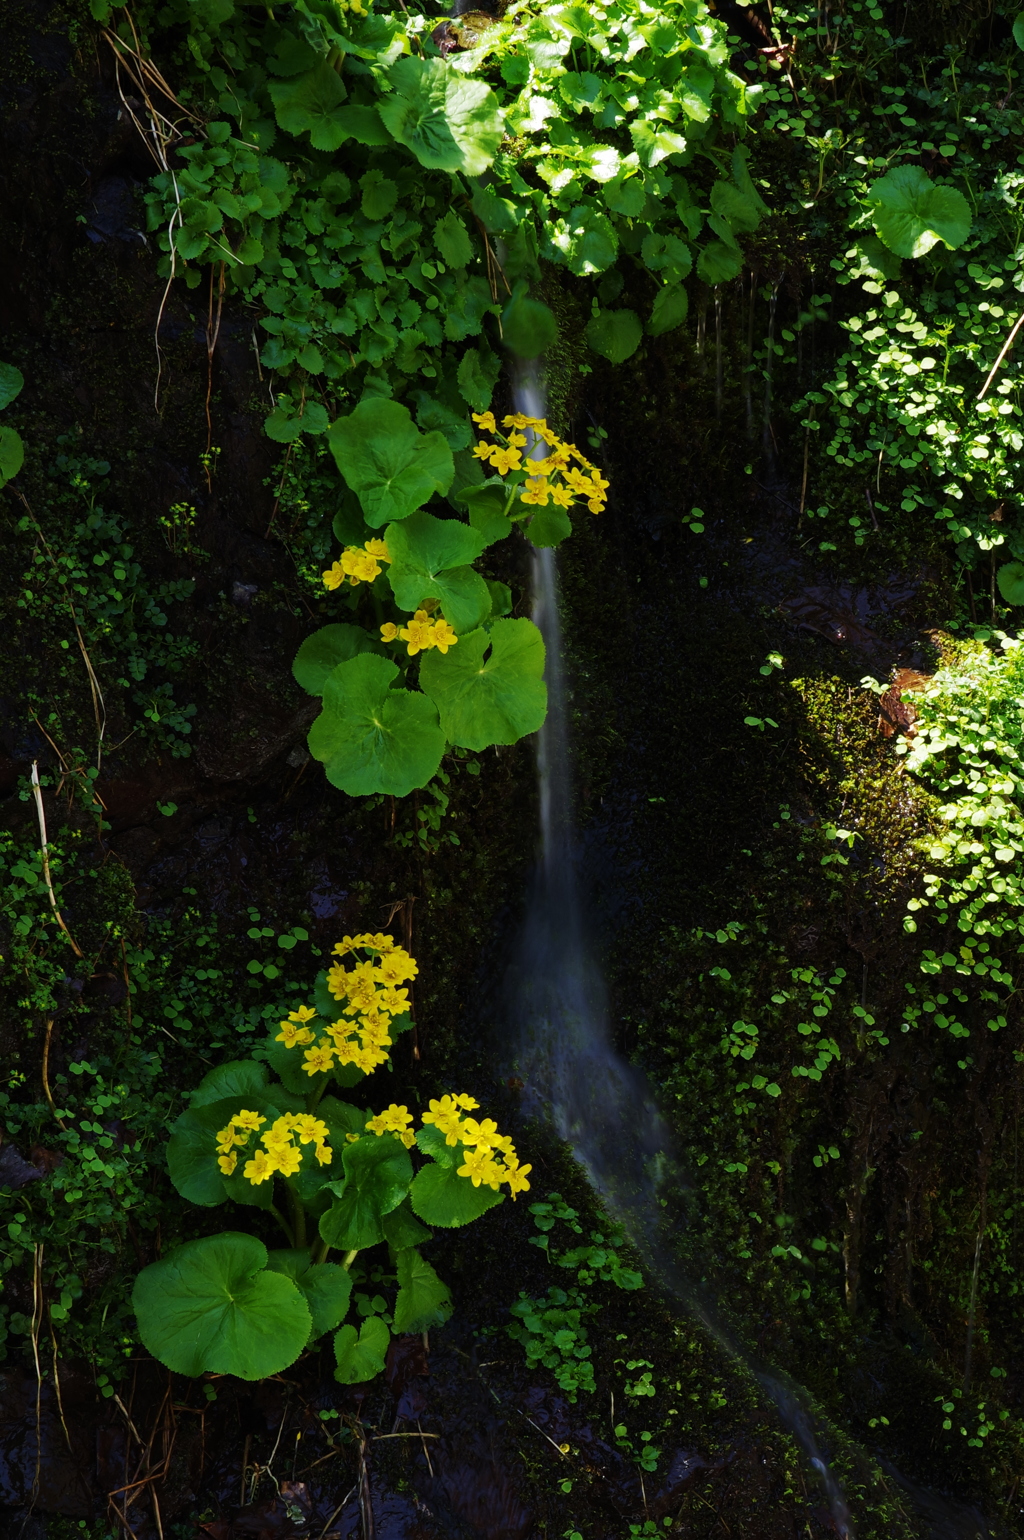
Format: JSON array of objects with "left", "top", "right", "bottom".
[{"left": 507, "top": 361, "right": 854, "bottom": 1539}]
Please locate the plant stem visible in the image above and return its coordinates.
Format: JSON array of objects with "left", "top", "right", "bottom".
[
  {"left": 270, "top": 1204, "right": 295, "bottom": 1247},
  {"left": 342, "top": 1249, "right": 359, "bottom": 1270},
  {"left": 284, "top": 1180, "right": 307, "bottom": 1249}
]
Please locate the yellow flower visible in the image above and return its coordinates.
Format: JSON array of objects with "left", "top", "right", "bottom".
[
  {"left": 507, "top": 430, "right": 528, "bottom": 448},
  {"left": 233, "top": 1109, "right": 266, "bottom": 1133},
  {"left": 379, "top": 947, "right": 418, "bottom": 984},
  {"left": 262, "top": 1118, "right": 295, "bottom": 1152},
  {"left": 431, "top": 618, "right": 458, "bottom": 654},
  {"left": 563, "top": 467, "right": 591, "bottom": 495},
  {"left": 380, "top": 622, "right": 400, "bottom": 643},
  {"left": 521, "top": 476, "right": 550, "bottom": 507},
  {"left": 399, "top": 610, "right": 437, "bottom": 657},
  {"left": 276, "top": 1018, "right": 316, "bottom": 1049},
  {"left": 378, "top": 985, "right": 409, "bottom": 1014},
  {"left": 472, "top": 441, "right": 493, "bottom": 461},
  {"left": 303, "top": 1043, "right": 336, "bottom": 1076},
  {"left": 472, "top": 411, "right": 497, "bottom": 433},
  {"left": 364, "top": 538, "right": 391, "bottom": 564},
  {"left": 293, "top": 1115, "right": 330, "bottom": 1145},
  {"left": 587, "top": 498, "right": 604, "bottom": 515},
  {"left": 315, "top": 1141, "right": 332, "bottom": 1165},
  {"left": 461, "top": 1116, "right": 500, "bottom": 1149},
  {"left": 274, "top": 1143, "right": 303, "bottom": 1178},
  {"left": 550, "top": 483, "right": 574, "bottom": 509},
  {"left": 458, "top": 1146, "right": 501, "bottom": 1188},
  {"left": 215, "top": 1124, "right": 237, "bottom": 1154},
  {"left": 217, "top": 1151, "right": 238, "bottom": 1176},
  {"left": 322, "top": 561, "right": 347, "bottom": 591},
  {"left": 363, "top": 932, "right": 396, "bottom": 952},
  {"left": 504, "top": 1159, "right": 532, "bottom": 1198},
  {"left": 366, "top": 1103, "right": 415, "bottom": 1147},
  {"left": 488, "top": 445, "right": 523, "bottom": 475},
  {"left": 502, "top": 413, "right": 545, "bottom": 430},
  {"left": 243, "top": 1148, "right": 278, "bottom": 1185},
  {"left": 453, "top": 1093, "right": 480, "bottom": 1110}
]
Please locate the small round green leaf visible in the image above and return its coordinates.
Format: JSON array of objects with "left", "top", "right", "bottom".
[
  {"left": 328, "top": 398, "right": 454, "bottom": 529},
  {"left": 308, "top": 654, "right": 446, "bottom": 797},
  {"left": 586, "top": 308, "right": 642, "bottom": 364},
  {"left": 997, "top": 561, "right": 1024, "bottom": 605},
  {"left": 378, "top": 57, "right": 504, "bottom": 176},
  {"left": 319, "top": 1134, "right": 413, "bottom": 1250},
  {"left": 409, "top": 1161, "right": 504, "bottom": 1227},
  {"left": 266, "top": 1250, "right": 353, "bottom": 1337},
  {"left": 868, "top": 165, "right": 972, "bottom": 258},
  {"left": 334, "top": 1315, "right": 390, "bottom": 1383},
  {"left": 393, "top": 1247, "right": 453, "bottom": 1334},
  {"left": 420, "top": 618, "right": 546, "bottom": 750},
  {"left": 132, "top": 1233, "right": 311, "bottom": 1380},
  {"left": 293, "top": 624, "right": 387, "bottom": 696}
]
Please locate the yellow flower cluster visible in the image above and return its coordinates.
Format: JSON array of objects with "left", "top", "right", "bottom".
[
  {"left": 381, "top": 610, "right": 458, "bottom": 657},
  {"left": 216, "top": 1110, "right": 332, "bottom": 1186},
  {"left": 365, "top": 1102, "right": 416, "bottom": 1148},
  {"left": 274, "top": 934, "right": 417, "bottom": 1079},
  {"left": 470, "top": 411, "right": 609, "bottom": 516},
  {"left": 420, "top": 1093, "right": 532, "bottom": 1198},
  {"left": 322, "top": 538, "right": 391, "bottom": 590}
]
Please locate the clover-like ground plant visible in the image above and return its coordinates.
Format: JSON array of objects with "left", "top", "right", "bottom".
[{"left": 132, "top": 932, "right": 529, "bottom": 1383}]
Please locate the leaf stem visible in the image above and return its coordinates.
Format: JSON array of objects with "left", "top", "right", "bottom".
[
  {"left": 342, "top": 1249, "right": 359, "bottom": 1270},
  {"left": 284, "top": 1179, "right": 307, "bottom": 1249},
  {"left": 270, "top": 1204, "right": 295, "bottom": 1247}
]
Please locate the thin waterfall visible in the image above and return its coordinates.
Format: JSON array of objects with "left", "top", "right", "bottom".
[{"left": 507, "top": 361, "right": 854, "bottom": 1540}]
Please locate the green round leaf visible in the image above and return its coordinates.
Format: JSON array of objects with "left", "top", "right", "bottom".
[
  {"left": 393, "top": 1247, "right": 453, "bottom": 1334},
  {"left": 640, "top": 232, "right": 692, "bottom": 282},
  {"left": 269, "top": 63, "right": 349, "bottom": 151},
  {"left": 696, "top": 241, "right": 743, "bottom": 284},
  {"left": 378, "top": 57, "right": 504, "bottom": 176},
  {"left": 585, "top": 308, "right": 642, "bottom": 364},
  {"left": 868, "top": 165, "right": 972, "bottom": 258},
  {"left": 190, "top": 1060, "right": 269, "bottom": 1109},
  {"left": 334, "top": 1315, "right": 390, "bottom": 1384},
  {"left": 419, "top": 618, "right": 547, "bottom": 751},
  {"left": 167, "top": 1094, "right": 285, "bottom": 1209},
  {"left": 0, "top": 361, "right": 24, "bottom": 411},
  {"left": 308, "top": 654, "right": 446, "bottom": 797},
  {"left": 502, "top": 284, "right": 559, "bottom": 359},
  {"left": 709, "top": 181, "right": 762, "bottom": 235},
  {"left": 648, "top": 283, "right": 689, "bottom": 337},
  {"left": 409, "top": 1161, "right": 504, "bottom": 1227},
  {"left": 293, "top": 624, "right": 387, "bottom": 697},
  {"left": 385, "top": 509, "right": 490, "bottom": 630},
  {"left": 1015, "top": 13, "right": 1024, "bottom": 49},
  {"left": 0, "top": 426, "right": 25, "bottom": 487},
  {"left": 997, "top": 561, "right": 1024, "bottom": 605},
  {"left": 132, "top": 1233, "right": 311, "bottom": 1380},
  {"left": 524, "top": 503, "right": 573, "bottom": 549},
  {"left": 266, "top": 1250, "right": 353, "bottom": 1338},
  {"left": 328, "top": 398, "right": 454, "bottom": 529},
  {"left": 459, "top": 483, "right": 514, "bottom": 546},
  {"left": 319, "top": 1133, "right": 413, "bottom": 1250}
]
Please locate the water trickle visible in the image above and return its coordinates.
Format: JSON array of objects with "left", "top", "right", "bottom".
[
  {"left": 508, "top": 362, "right": 854, "bottom": 1539},
  {"left": 714, "top": 289, "right": 724, "bottom": 421},
  {"left": 762, "top": 277, "right": 782, "bottom": 462}
]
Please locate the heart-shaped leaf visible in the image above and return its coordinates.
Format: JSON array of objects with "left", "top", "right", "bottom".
[
  {"left": 524, "top": 503, "right": 572, "bottom": 549},
  {"left": 640, "top": 232, "right": 692, "bottom": 282},
  {"left": 393, "top": 1247, "right": 453, "bottom": 1333},
  {"left": 319, "top": 1133, "right": 413, "bottom": 1250},
  {"left": 868, "top": 165, "right": 972, "bottom": 258},
  {"left": 997, "top": 561, "right": 1024, "bottom": 605},
  {"left": 696, "top": 240, "right": 743, "bottom": 284},
  {"left": 269, "top": 63, "right": 349, "bottom": 151},
  {"left": 385, "top": 509, "right": 490, "bottom": 630},
  {"left": 648, "top": 283, "right": 689, "bottom": 337},
  {"left": 132, "top": 1233, "right": 311, "bottom": 1380},
  {"left": 328, "top": 399, "right": 454, "bottom": 529},
  {"left": 586, "top": 308, "right": 642, "bottom": 364},
  {"left": 308, "top": 654, "right": 446, "bottom": 797},
  {"left": 378, "top": 56, "right": 504, "bottom": 176},
  {"left": 419, "top": 618, "right": 547, "bottom": 751},
  {"left": 409, "top": 1161, "right": 504, "bottom": 1227},
  {"left": 266, "top": 1249, "right": 353, "bottom": 1337},
  {"left": 334, "top": 1314, "right": 390, "bottom": 1383},
  {"left": 167, "top": 1094, "right": 284, "bottom": 1208},
  {"left": 189, "top": 1060, "right": 270, "bottom": 1109},
  {"left": 293, "top": 624, "right": 388, "bottom": 697}
]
